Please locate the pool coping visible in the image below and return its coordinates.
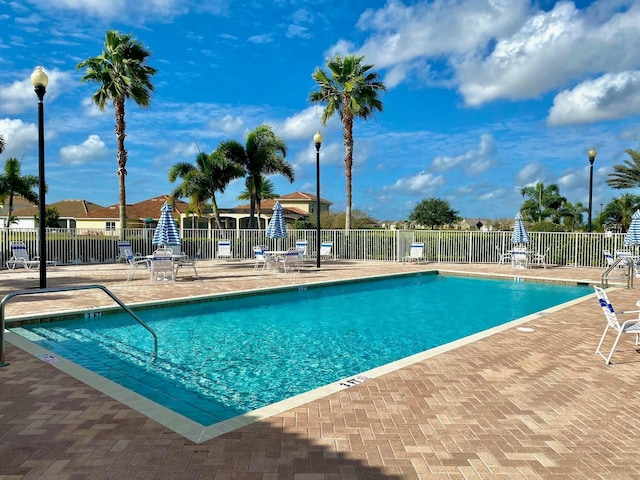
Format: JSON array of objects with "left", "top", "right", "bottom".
[{"left": 4, "top": 270, "right": 596, "bottom": 444}]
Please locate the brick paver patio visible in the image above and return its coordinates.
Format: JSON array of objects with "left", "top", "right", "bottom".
[{"left": 1, "top": 260, "right": 639, "bottom": 479}]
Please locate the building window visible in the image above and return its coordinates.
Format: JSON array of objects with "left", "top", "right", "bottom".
[{"left": 106, "top": 221, "right": 115, "bottom": 232}]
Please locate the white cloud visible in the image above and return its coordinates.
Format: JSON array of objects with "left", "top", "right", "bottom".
[
  {"left": 0, "top": 68, "right": 72, "bottom": 115},
  {"left": 248, "top": 34, "right": 274, "bottom": 44},
  {"left": 26, "top": 0, "right": 188, "bottom": 19},
  {"left": 515, "top": 162, "right": 547, "bottom": 186},
  {"left": 215, "top": 114, "right": 245, "bottom": 134},
  {"left": 383, "top": 170, "right": 445, "bottom": 194},
  {"left": 548, "top": 71, "right": 640, "bottom": 126},
  {"left": 431, "top": 133, "right": 496, "bottom": 173},
  {"left": 59, "top": 134, "right": 107, "bottom": 165},
  {"left": 0, "top": 118, "right": 37, "bottom": 157}
]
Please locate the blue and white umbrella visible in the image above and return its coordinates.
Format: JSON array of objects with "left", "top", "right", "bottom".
[
  {"left": 266, "top": 201, "right": 287, "bottom": 240},
  {"left": 152, "top": 201, "right": 181, "bottom": 248},
  {"left": 511, "top": 212, "right": 530, "bottom": 245},
  {"left": 623, "top": 210, "right": 640, "bottom": 247}
]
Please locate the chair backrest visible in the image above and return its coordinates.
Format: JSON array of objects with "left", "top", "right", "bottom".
[
  {"left": 164, "top": 245, "right": 180, "bottom": 255},
  {"left": 409, "top": 242, "right": 424, "bottom": 258},
  {"left": 118, "top": 241, "right": 134, "bottom": 261},
  {"left": 616, "top": 250, "right": 633, "bottom": 264},
  {"left": 604, "top": 249, "right": 615, "bottom": 266},
  {"left": 218, "top": 240, "right": 232, "bottom": 257},
  {"left": 152, "top": 248, "right": 173, "bottom": 266},
  {"left": 285, "top": 247, "right": 300, "bottom": 260},
  {"left": 123, "top": 248, "right": 136, "bottom": 265},
  {"left": 254, "top": 246, "right": 267, "bottom": 261},
  {"left": 11, "top": 242, "right": 30, "bottom": 261},
  {"left": 320, "top": 242, "right": 332, "bottom": 255},
  {"left": 594, "top": 286, "right": 622, "bottom": 330},
  {"left": 512, "top": 247, "right": 527, "bottom": 260},
  {"left": 295, "top": 240, "right": 308, "bottom": 255}
]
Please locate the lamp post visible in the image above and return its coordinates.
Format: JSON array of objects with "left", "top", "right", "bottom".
[
  {"left": 31, "top": 66, "right": 48, "bottom": 288},
  {"left": 587, "top": 146, "right": 597, "bottom": 233},
  {"left": 313, "top": 130, "right": 323, "bottom": 268}
]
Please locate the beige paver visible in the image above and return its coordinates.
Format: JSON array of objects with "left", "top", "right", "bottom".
[{"left": 1, "top": 260, "right": 639, "bottom": 479}]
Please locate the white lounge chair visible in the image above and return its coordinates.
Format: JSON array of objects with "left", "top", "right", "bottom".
[
  {"left": 295, "top": 240, "right": 308, "bottom": 260},
  {"left": 531, "top": 246, "right": 551, "bottom": 269},
  {"left": 279, "top": 247, "right": 303, "bottom": 273},
  {"left": 178, "top": 248, "right": 200, "bottom": 279},
  {"left": 118, "top": 240, "right": 143, "bottom": 263},
  {"left": 511, "top": 247, "right": 528, "bottom": 269},
  {"left": 594, "top": 286, "right": 640, "bottom": 364},
  {"left": 217, "top": 240, "right": 232, "bottom": 260},
  {"left": 6, "top": 241, "right": 55, "bottom": 270},
  {"left": 402, "top": 242, "right": 425, "bottom": 263}
]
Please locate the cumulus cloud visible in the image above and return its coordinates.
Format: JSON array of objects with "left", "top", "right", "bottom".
[
  {"left": 59, "top": 134, "right": 108, "bottom": 165},
  {"left": 214, "top": 114, "right": 244, "bottom": 134},
  {"left": 0, "top": 118, "right": 37, "bottom": 157},
  {"left": 383, "top": 170, "right": 445, "bottom": 194},
  {"left": 548, "top": 71, "right": 640, "bottom": 126},
  {"left": 431, "top": 134, "right": 496, "bottom": 173},
  {"left": 515, "top": 162, "right": 547, "bottom": 186},
  {"left": 27, "top": 0, "right": 188, "bottom": 19},
  {"left": 0, "top": 68, "right": 72, "bottom": 115}
]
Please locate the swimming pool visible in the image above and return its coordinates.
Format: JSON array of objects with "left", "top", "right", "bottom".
[{"left": 12, "top": 274, "right": 589, "bottom": 429}]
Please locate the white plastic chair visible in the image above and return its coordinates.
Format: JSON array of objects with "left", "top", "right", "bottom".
[
  {"left": 280, "top": 248, "right": 303, "bottom": 273},
  {"left": 295, "top": 240, "right": 308, "bottom": 260},
  {"left": 319, "top": 241, "right": 333, "bottom": 260},
  {"left": 5, "top": 241, "right": 56, "bottom": 270},
  {"left": 178, "top": 247, "right": 200, "bottom": 279},
  {"left": 511, "top": 247, "right": 528, "bottom": 269},
  {"left": 253, "top": 246, "right": 274, "bottom": 271},
  {"left": 531, "top": 246, "right": 551, "bottom": 269},
  {"left": 124, "top": 249, "right": 151, "bottom": 282},
  {"left": 150, "top": 248, "right": 175, "bottom": 282},
  {"left": 496, "top": 245, "right": 511, "bottom": 265},
  {"left": 217, "top": 240, "right": 232, "bottom": 260},
  {"left": 402, "top": 242, "right": 424, "bottom": 263},
  {"left": 594, "top": 286, "right": 640, "bottom": 364}
]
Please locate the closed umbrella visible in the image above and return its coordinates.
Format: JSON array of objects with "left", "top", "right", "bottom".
[
  {"left": 511, "top": 212, "right": 530, "bottom": 245},
  {"left": 152, "top": 202, "right": 181, "bottom": 249},
  {"left": 624, "top": 210, "right": 640, "bottom": 247},
  {"left": 266, "top": 201, "right": 287, "bottom": 249}
]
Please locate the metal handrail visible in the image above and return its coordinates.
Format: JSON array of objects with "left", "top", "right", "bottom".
[
  {"left": 0, "top": 284, "right": 157, "bottom": 366},
  {"left": 601, "top": 258, "right": 634, "bottom": 289}
]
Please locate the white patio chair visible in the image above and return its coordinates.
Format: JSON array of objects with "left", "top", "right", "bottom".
[
  {"left": 5, "top": 241, "right": 56, "bottom": 270},
  {"left": 118, "top": 240, "right": 143, "bottom": 263},
  {"left": 253, "top": 246, "right": 274, "bottom": 271},
  {"left": 150, "top": 248, "right": 176, "bottom": 282},
  {"left": 279, "top": 247, "right": 303, "bottom": 273},
  {"left": 496, "top": 245, "right": 511, "bottom": 265},
  {"left": 217, "top": 240, "right": 232, "bottom": 260},
  {"left": 124, "top": 249, "right": 151, "bottom": 282},
  {"left": 594, "top": 286, "right": 640, "bottom": 364},
  {"left": 319, "top": 241, "right": 333, "bottom": 260},
  {"left": 531, "top": 246, "right": 551, "bottom": 269},
  {"left": 511, "top": 247, "right": 528, "bottom": 269},
  {"left": 402, "top": 242, "right": 424, "bottom": 263},
  {"left": 178, "top": 247, "right": 200, "bottom": 279},
  {"left": 295, "top": 240, "right": 308, "bottom": 260}
]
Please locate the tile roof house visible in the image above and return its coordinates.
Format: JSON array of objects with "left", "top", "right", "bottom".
[
  {"left": 75, "top": 195, "right": 189, "bottom": 232},
  {"left": 9, "top": 199, "right": 104, "bottom": 229}
]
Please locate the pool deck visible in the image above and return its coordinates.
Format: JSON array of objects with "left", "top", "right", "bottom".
[{"left": 2, "top": 260, "right": 640, "bottom": 479}]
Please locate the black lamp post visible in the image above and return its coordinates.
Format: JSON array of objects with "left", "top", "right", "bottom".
[
  {"left": 313, "top": 130, "right": 323, "bottom": 268},
  {"left": 31, "top": 66, "right": 48, "bottom": 288},
  {"left": 587, "top": 146, "right": 597, "bottom": 233}
]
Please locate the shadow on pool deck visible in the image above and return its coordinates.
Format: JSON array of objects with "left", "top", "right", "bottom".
[{"left": 3, "top": 261, "right": 640, "bottom": 479}]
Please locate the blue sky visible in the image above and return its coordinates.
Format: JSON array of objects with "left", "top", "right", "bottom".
[{"left": 1, "top": 0, "right": 639, "bottom": 222}]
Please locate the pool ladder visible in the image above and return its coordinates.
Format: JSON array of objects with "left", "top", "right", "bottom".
[
  {"left": 0, "top": 284, "right": 158, "bottom": 366},
  {"left": 601, "top": 258, "right": 634, "bottom": 289}
]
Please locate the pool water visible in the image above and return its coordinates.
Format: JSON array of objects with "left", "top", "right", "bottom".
[{"left": 14, "top": 274, "right": 589, "bottom": 425}]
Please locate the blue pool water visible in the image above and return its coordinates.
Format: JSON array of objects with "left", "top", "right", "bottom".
[{"left": 14, "top": 274, "right": 589, "bottom": 425}]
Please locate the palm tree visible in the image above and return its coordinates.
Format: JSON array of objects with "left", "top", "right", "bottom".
[
  {"left": 168, "top": 150, "right": 244, "bottom": 230},
  {"left": 309, "top": 54, "right": 386, "bottom": 231},
  {"left": 520, "top": 182, "right": 566, "bottom": 224},
  {"left": 0, "top": 134, "right": 5, "bottom": 154},
  {"left": 237, "top": 177, "right": 278, "bottom": 226},
  {"left": 218, "top": 124, "right": 293, "bottom": 229},
  {"left": 76, "top": 30, "right": 157, "bottom": 233},
  {"left": 606, "top": 148, "right": 640, "bottom": 189},
  {"left": 0, "top": 157, "right": 39, "bottom": 228},
  {"left": 560, "top": 201, "right": 587, "bottom": 231}
]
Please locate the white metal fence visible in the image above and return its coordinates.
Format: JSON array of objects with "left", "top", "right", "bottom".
[{"left": 0, "top": 228, "right": 628, "bottom": 269}]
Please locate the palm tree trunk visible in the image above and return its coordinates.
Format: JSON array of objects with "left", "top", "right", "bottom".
[
  {"left": 114, "top": 98, "right": 128, "bottom": 237},
  {"left": 343, "top": 112, "right": 354, "bottom": 232},
  {"left": 211, "top": 195, "right": 223, "bottom": 230}
]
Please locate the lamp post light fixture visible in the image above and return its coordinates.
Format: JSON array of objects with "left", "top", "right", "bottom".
[
  {"left": 31, "top": 66, "right": 48, "bottom": 288},
  {"left": 587, "top": 146, "right": 597, "bottom": 233},
  {"left": 313, "top": 130, "right": 323, "bottom": 269}
]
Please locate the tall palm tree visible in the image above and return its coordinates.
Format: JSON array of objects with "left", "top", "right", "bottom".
[
  {"left": 0, "top": 157, "right": 39, "bottom": 228},
  {"left": 520, "top": 182, "right": 565, "bottom": 223},
  {"left": 218, "top": 124, "right": 293, "bottom": 229},
  {"left": 76, "top": 30, "right": 157, "bottom": 233},
  {"left": 606, "top": 148, "right": 640, "bottom": 189},
  {"left": 237, "top": 177, "right": 278, "bottom": 227},
  {"left": 309, "top": 54, "right": 386, "bottom": 231},
  {"left": 168, "top": 150, "right": 244, "bottom": 230}
]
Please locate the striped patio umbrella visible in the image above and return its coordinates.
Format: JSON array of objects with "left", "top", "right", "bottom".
[
  {"left": 511, "top": 212, "right": 530, "bottom": 245},
  {"left": 623, "top": 210, "right": 640, "bottom": 246},
  {"left": 266, "top": 201, "right": 287, "bottom": 244},
  {"left": 152, "top": 202, "right": 181, "bottom": 248}
]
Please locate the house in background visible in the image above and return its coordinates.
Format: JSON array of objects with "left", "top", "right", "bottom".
[
  {"left": 8, "top": 199, "right": 104, "bottom": 229},
  {"left": 75, "top": 195, "right": 189, "bottom": 232},
  {"left": 0, "top": 194, "right": 37, "bottom": 228},
  {"left": 182, "top": 191, "right": 332, "bottom": 233}
]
